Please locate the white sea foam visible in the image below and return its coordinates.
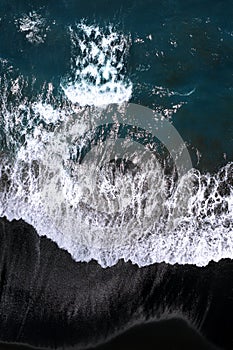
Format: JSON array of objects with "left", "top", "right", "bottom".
[
  {"left": 0, "top": 121, "right": 232, "bottom": 268},
  {"left": 15, "top": 11, "right": 50, "bottom": 44},
  {"left": 32, "top": 101, "right": 67, "bottom": 124},
  {"left": 61, "top": 22, "right": 133, "bottom": 106},
  {"left": 0, "top": 23, "right": 232, "bottom": 268}
]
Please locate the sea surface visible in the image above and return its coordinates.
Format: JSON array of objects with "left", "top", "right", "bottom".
[{"left": 0, "top": 0, "right": 232, "bottom": 349}]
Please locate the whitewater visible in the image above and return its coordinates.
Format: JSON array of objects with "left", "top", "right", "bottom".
[{"left": 0, "top": 21, "right": 232, "bottom": 268}]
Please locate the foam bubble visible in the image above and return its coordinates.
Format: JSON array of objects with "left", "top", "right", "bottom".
[
  {"left": 61, "top": 22, "right": 133, "bottom": 106},
  {"left": 15, "top": 11, "right": 50, "bottom": 45}
]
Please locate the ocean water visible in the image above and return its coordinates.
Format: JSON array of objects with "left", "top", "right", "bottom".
[{"left": 0, "top": 0, "right": 232, "bottom": 270}]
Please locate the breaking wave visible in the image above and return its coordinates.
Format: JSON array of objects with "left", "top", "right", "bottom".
[
  {"left": 61, "top": 22, "right": 133, "bottom": 106},
  {"left": 0, "top": 23, "right": 232, "bottom": 268}
]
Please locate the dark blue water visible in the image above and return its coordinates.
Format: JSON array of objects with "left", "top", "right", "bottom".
[
  {"left": 0, "top": 1, "right": 233, "bottom": 349},
  {"left": 0, "top": 0, "right": 232, "bottom": 171}
]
